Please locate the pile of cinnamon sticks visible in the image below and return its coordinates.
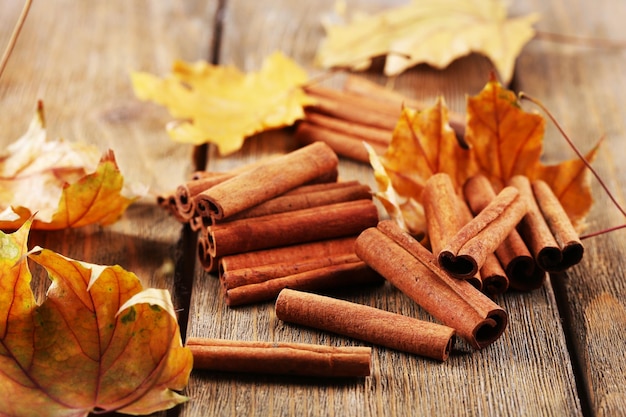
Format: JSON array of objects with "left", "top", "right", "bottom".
[
  {"left": 159, "top": 142, "right": 382, "bottom": 307},
  {"left": 295, "top": 75, "right": 465, "bottom": 163}
]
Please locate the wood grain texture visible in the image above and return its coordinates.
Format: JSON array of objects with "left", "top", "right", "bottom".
[
  {"left": 182, "top": 1, "right": 584, "bottom": 416},
  {"left": 514, "top": 1, "right": 626, "bottom": 415}
]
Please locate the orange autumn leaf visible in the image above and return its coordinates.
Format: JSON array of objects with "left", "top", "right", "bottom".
[
  {"left": 378, "top": 77, "right": 596, "bottom": 234},
  {"left": 0, "top": 219, "right": 193, "bottom": 416},
  {"left": 131, "top": 51, "right": 315, "bottom": 155},
  {"left": 0, "top": 103, "right": 144, "bottom": 231},
  {"left": 315, "top": 0, "right": 540, "bottom": 84}
]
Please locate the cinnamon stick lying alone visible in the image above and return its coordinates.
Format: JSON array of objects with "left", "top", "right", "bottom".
[
  {"left": 464, "top": 175, "right": 545, "bottom": 291},
  {"left": 275, "top": 288, "right": 456, "bottom": 361},
  {"left": 194, "top": 142, "right": 339, "bottom": 220},
  {"left": 355, "top": 220, "right": 508, "bottom": 349},
  {"left": 187, "top": 337, "right": 371, "bottom": 378}
]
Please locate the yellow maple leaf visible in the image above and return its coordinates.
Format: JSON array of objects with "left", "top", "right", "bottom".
[
  {"left": 315, "top": 0, "right": 540, "bottom": 84},
  {"left": 0, "top": 103, "right": 144, "bottom": 231},
  {"left": 132, "top": 51, "right": 315, "bottom": 155},
  {"left": 377, "top": 77, "right": 596, "bottom": 234}
]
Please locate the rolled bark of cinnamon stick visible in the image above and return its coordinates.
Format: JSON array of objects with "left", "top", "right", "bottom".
[
  {"left": 216, "top": 181, "right": 372, "bottom": 224},
  {"left": 508, "top": 175, "right": 562, "bottom": 272},
  {"left": 422, "top": 173, "right": 483, "bottom": 289},
  {"left": 438, "top": 186, "right": 528, "bottom": 279},
  {"left": 464, "top": 175, "right": 545, "bottom": 291},
  {"left": 275, "top": 288, "right": 455, "bottom": 361},
  {"left": 222, "top": 253, "right": 360, "bottom": 290},
  {"left": 206, "top": 199, "right": 379, "bottom": 258},
  {"left": 219, "top": 236, "right": 357, "bottom": 275},
  {"left": 355, "top": 220, "right": 508, "bottom": 349},
  {"left": 187, "top": 337, "right": 371, "bottom": 378},
  {"left": 532, "top": 180, "right": 584, "bottom": 271},
  {"left": 295, "top": 121, "right": 388, "bottom": 163},
  {"left": 194, "top": 142, "right": 339, "bottom": 220},
  {"left": 225, "top": 261, "right": 383, "bottom": 306},
  {"left": 305, "top": 111, "right": 392, "bottom": 146},
  {"left": 342, "top": 75, "right": 466, "bottom": 139},
  {"left": 304, "top": 84, "right": 400, "bottom": 131},
  {"left": 174, "top": 172, "right": 236, "bottom": 221}
]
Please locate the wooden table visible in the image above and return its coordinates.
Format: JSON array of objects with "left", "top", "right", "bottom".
[{"left": 1, "top": 0, "right": 625, "bottom": 416}]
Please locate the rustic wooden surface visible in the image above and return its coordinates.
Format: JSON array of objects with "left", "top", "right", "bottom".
[{"left": 1, "top": 0, "right": 625, "bottom": 416}]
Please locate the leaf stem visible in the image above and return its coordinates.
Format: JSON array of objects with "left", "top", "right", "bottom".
[
  {"left": 0, "top": 0, "right": 32, "bottom": 82},
  {"left": 520, "top": 93, "right": 626, "bottom": 238}
]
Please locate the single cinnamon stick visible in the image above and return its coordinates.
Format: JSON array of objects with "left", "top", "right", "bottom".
[
  {"left": 275, "top": 288, "right": 455, "bottom": 361},
  {"left": 421, "top": 173, "right": 483, "bottom": 289},
  {"left": 479, "top": 254, "right": 509, "bottom": 297},
  {"left": 226, "top": 261, "right": 383, "bottom": 306},
  {"left": 174, "top": 172, "right": 236, "bottom": 221},
  {"left": 197, "top": 232, "right": 217, "bottom": 272},
  {"left": 194, "top": 142, "right": 339, "bottom": 220},
  {"left": 219, "top": 236, "right": 357, "bottom": 275},
  {"left": 187, "top": 337, "right": 371, "bottom": 378},
  {"left": 438, "top": 185, "right": 528, "bottom": 279},
  {"left": 215, "top": 181, "right": 372, "bottom": 224},
  {"left": 532, "top": 180, "right": 584, "bottom": 271},
  {"left": 222, "top": 253, "right": 360, "bottom": 290},
  {"left": 464, "top": 175, "right": 545, "bottom": 291},
  {"left": 206, "top": 199, "right": 379, "bottom": 258},
  {"left": 508, "top": 175, "right": 562, "bottom": 272},
  {"left": 295, "top": 121, "right": 388, "bottom": 163},
  {"left": 355, "top": 220, "right": 508, "bottom": 349},
  {"left": 304, "top": 84, "right": 400, "bottom": 131},
  {"left": 305, "top": 111, "right": 392, "bottom": 146},
  {"left": 342, "top": 75, "right": 466, "bottom": 139}
]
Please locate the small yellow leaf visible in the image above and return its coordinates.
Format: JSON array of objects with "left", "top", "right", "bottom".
[
  {"left": 315, "top": 0, "right": 540, "bottom": 84},
  {"left": 132, "top": 51, "right": 315, "bottom": 155}
]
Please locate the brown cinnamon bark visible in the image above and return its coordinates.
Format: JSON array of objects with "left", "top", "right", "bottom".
[
  {"left": 222, "top": 253, "right": 360, "bottom": 290},
  {"left": 422, "top": 173, "right": 483, "bottom": 289},
  {"left": 275, "top": 288, "right": 455, "bottom": 361},
  {"left": 464, "top": 175, "right": 545, "bottom": 291},
  {"left": 508, "top": 175, "right": 562, "bottom": 272},
  {"left": 194, "top": 142, "right": 339, "bottom": 220},
  {"left": 206, "top": 199, "right": 379, "bottom": 258},
  {"left": 197, "top": 232, "right": 217, "bottom": 272},
  {"left": 174, "top": 172, "right": 236, "bottom": 221},
  {"left": 342, "top": 75, "right": 466, "bottom": 139},
  {"left": 226, "top": 261, "right": 383, "bottom": 306},
  {"left": 355, "top": 220, "right": 507, "bottom": 349},
  {"left": 219, "top": 236, "right": 357, "bottom": 275},
  {"left": 532, "top": 180, "right": 584, "bottom": 271},
  {"left": 438, "top": 185, "right": 528, "bottom": 279},
  {"left": 304, "top": 84, "right": 400, "bottom": 131},
  {"left": 215, "top": 181, "right": 372, "bottom": 224},
  {"left": 305, "top": 111, "right": 392, "bottom": 146},
  {"left": 295, "top": 121, "right": 388, "bottom": 163},
  {"left": 186, "top": 337, "right": 371, "bottom": 378}
]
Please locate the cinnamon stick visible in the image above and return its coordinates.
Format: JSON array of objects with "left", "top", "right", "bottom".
[
  {"left": 355, "top": 220, "right": 508, "bottom": 349},
  {"left": 275, "top": 288, "right": 455, "bottom": 361},
  {"left": 222, "top": 253, "right": 360, "bottom": 290},
  {"left": 532, "top": 180, "right": 584, "bottom": 271},
  {"left": 174, "top": 172, "right": 236, "bottom": 221},
  {"left": 508, "top": 176, "right": 562, "bottom": 272},
  {"left": 225, "top": 260, "right": 383, "bottom": 306},
  {"left": 421, "top": 173, "right": 483, "bottom": 289},
  {"left": 464, "top": 175, "right": 545, "bottom": 291},
  {"left": 305, "top": 110, "right": 392, "bottom": 146},
  {"left": 214, "top": 181, "right": 372, "bottom": 224},
  {"left": 194, "top": 142, "right": 339, "bottom": 220},
  {"left": 304, "top": 84, "right": 400, "bottom": 131},
  {"left": 219, "top": 236, "right": 357, "bottom": 275},
  {"left": 438, "top": 185, "right": 528, "bottom": 279},
  {"left": 343, "top": 75, "right": 466, "bottom": 139},
  {"left": 186, "top": 337, "right": 371, "bottom": 378},
  {"left": 205, "top": 199, "right": 379, "bottom": 258},
  {"left": 295, "top": 121, "right": 388, "bottom": 163}
]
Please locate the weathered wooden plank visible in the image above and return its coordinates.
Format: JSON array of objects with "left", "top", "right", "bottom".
[
  {"left": 514, "top": 0, "right": 626, "bottom": 415},
  {"left": 182, "top": 1, "right": 583, "bottom": 416}
]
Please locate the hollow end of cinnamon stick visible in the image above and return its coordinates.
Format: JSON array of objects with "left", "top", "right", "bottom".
[
  {"left": 505, "top": 255, "right": 546, "bottom": 291},
  {"left": 472, "top": 309, "right": 508, "bottom": 349},
  {"left": 438, "top": 251, "right": 478, "bottom": 280}
]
